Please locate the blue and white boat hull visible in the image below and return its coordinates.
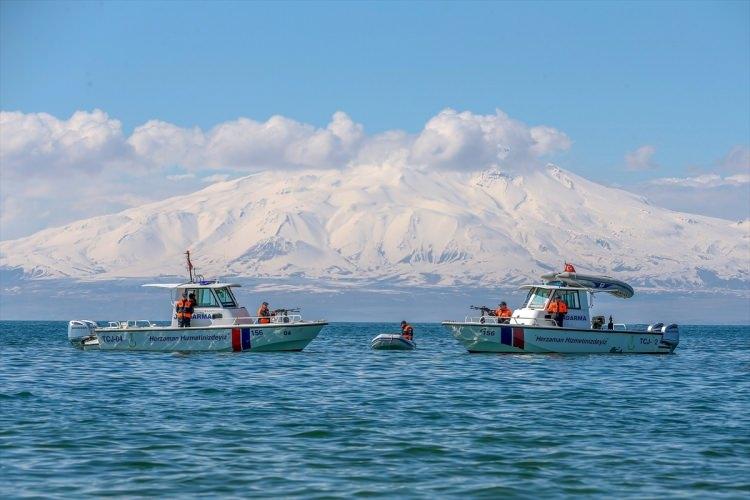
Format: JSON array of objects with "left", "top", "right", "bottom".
[{"left": 442, "top": 322, "right": 678, "bottom": 354}]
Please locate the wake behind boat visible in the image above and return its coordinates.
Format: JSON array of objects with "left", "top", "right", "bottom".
[
  {"left": 443, "top": 266, "right": 679, "bottom": 354},
  {"left": 68, "top": 252, "right": 327, "bottom": 352}
]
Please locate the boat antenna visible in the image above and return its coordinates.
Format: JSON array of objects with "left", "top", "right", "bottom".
[{"left": 185, "top": 250, "right": 194, "bottom": 283}]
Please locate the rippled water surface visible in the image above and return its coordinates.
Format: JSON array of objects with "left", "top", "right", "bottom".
[{"left": 1, "top": 322, "right": 749, "bottom": 498}]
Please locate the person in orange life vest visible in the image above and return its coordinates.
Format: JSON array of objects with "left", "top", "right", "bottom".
[
  {"left": 546, "top": 296, "right": 568, "bottom": 327},
  {"left": 257, "top": 302, "right": 271, "bottom": 324},
  {"left": 400, "top": 321, "right": 414, "bottom": 341},
  {"left": 564, "top": 262, "right": 576, "bottom": 273},
  {"left": 495, "top": 301, "right": 513, "bottom": 324},
  {"left": 175, "top": 291, "right": 196, "bottom": 327}
]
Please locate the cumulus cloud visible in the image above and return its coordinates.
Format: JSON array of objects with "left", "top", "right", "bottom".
[
  {"left": 2, "top": 107, "right": 568, "bottom": 177},
  {"left": 0, "top": 107, "right": 570, "bottom": 239},
  {"left": 625, "top": 145, "right": 658, "bottom": 171},
  {"left": 0, "top": 109, "right": 131, "bottom": 177},
  {"left": 129, "top": 111, "right": 365, "bottom": 171},
  {"left": 409, "top": 109, "right": 570, "bottom": 170}
]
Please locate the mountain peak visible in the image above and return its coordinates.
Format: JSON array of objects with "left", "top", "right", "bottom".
[{"left": 1, "top": 165, "right": 746, "bottom": 292}]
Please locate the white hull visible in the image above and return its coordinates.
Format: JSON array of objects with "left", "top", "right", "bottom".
[
  {"left": 94, "top": 322, "right": 327, "bottom": 352},
  {"left": 442, "top": 322, "right": 678, "bottom": 354},
  {"left": 371, "top": 334, "right": 416, "bottom": 350}
]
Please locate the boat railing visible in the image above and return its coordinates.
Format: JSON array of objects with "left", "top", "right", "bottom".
[
  {"left": 228, "top": 315, "right": 304, "bottom": 326},
  {"left": 510, "top": 316, "right": 559, "bottom": 327},
  {"left": 105, "top": 320, "right": 156, "bottom": 329},
  {"left": 463, "top": 315, "right": 509, "bottom": 324},
  {"left": 462, "top": 315, "right": 558, "bottom": 327}
]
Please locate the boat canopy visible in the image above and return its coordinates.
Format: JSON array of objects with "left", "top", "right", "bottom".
[
  {"left": 142, "top": 282, "right": 242, "bottom": 289},
  {"left": 538, "top": 272, "right": 634, "bottom": 299}
]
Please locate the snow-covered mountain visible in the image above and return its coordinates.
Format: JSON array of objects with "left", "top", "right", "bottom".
[{"left": 1, "top": 164, "right": 748, "bottom": 291}]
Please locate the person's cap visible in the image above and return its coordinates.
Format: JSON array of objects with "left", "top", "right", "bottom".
[
  {"left": 262, "top": 301, "right": 268, "bottom": 305},
  {"left": 189, "top": 292, "right": 195, "bottom": 297},
  {"left": 500, "top": 301, "right": 507, "bottom": 306},
  {"left": 401, "top": 321, "right": 407, "bottom": 325}
]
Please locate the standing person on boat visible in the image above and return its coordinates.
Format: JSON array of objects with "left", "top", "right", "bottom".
[
  {"left": 400, "top": 321, "right": 414, "bottom": 341},
  {"left": 175, "top": 291, "right": 196, "bottom": 327},
  {"left": 546, "top": 296, "right": 568, "bottom": 327},
  {"left": 495, "top": 302, "right": 513, "bottom": 323},
  {"left": 257, "top": 302, "right": 271, "bottom": 324}
]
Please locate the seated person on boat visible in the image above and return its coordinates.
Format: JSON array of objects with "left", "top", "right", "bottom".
[
  {"left": 400, "top": 321, "right": 414, "bottom": 341},
  {"left": 495, "top": 302, "right": 513, "bottom": 323},
  {"left": 257, "top": 302, "right": 271, "bottom": 324}
]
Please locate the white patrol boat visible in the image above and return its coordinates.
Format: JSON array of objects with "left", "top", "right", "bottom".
[
  {"left": 442, "top": 268, "right": 679, "bottom": 354},
  {"left": 68, "top": 253, "right": 327, "bottom": 352}
]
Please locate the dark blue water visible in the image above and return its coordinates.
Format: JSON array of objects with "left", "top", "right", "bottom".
[{"left": 1, "top": 322, "right": 749, "bottom": 498}]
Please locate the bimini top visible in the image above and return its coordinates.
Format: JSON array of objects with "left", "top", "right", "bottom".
[
  {"left": 538, "top": 271, "right": 635, "bottom": 299},
  {"left": 142, "top": 282, "right": 242, "bottom": 289}
]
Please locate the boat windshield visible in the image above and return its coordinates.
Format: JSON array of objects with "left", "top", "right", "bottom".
[
  {"left": 525, "top": 288, "right": 552, "bottom": 309},
  {"left": 214, "top": 287, "right": 237, "bottom": 308}
]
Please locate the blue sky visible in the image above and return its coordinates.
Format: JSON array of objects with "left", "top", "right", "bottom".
[{"left": 1, "top": 0, "right": 749, "bottom": 238}]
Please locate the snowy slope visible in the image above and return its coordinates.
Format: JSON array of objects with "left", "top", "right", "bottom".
[{"left": 1, "top": 164, "right": 748, "bottom": 291}]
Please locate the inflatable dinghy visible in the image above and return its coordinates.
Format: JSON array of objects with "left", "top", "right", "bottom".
[
  {"left": 371, "top": 333, "right": 416, "bottom": 350},
  {"left": 541, "top": 271, "right": 634, "bottom": 298}
]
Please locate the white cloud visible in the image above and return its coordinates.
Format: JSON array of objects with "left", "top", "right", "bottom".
[
  {"left": 0, "top": 109, "right": 131, "bottom": 178},
  {"left": 649, "top": 173, "right": 750, "bottom": 188},
  {"left": 166, "top": 173, "right": 196, "bottom": 181},
  {"left": 625, "top": 145, "right": 658, "bottom": 171},
  {"left": 632, "top": 146, "right": 750, "bottom": 221},
  {"left": 409, "top": 109, "right": 570, "bottom": 170},
  {"left": 129, "top": 111, "right": 365, "bottom": 171},
  {"left": 0, "top": 107, "right": 570, "bottom": 239}
]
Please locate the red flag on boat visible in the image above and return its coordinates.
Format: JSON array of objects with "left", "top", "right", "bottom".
[{"left": 564, "top": 262, "right": 576, "bottom": 273}]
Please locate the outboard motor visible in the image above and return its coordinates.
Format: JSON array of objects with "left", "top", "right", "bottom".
[
  {"left": 647, "top": 322, "right": 664, "bottom": 333},
  {"left": 660, "top": 323, "right": 680, "bottom": 347},
  {"left": 68, "top": 320, "right": 97, "bottom": 346}
]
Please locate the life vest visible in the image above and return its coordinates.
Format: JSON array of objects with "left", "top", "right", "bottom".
[
  {"left": 496, "top": 306, "right": 512, "bottom": 318},
  {"left": 547, "top": 299, "right": 568, "bottom": 314},
  {"left": 257, "top": 306, "right": 270, "bottom": 324},
  {"left": 175, "top": 298, "right": 195, "bottom": 319},
  {"left": 401, "top": 324, "right": 414, "bottom": 341}
]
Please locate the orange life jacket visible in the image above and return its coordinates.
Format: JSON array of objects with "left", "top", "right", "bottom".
[
  {"left": 175, "top": 298, "right": 195, "bottom": 319},
  {"left": 402, "top": 324, "right": 413, "bottom": 341},
  {"left": 547, "top": 298, "right": 568, "bottom": 314},
  {"left": 496, "top": 306, "right": 512, "bottom": 318},
  {"left": 257, "top": 305, "right": 270, "bottom": 324}
]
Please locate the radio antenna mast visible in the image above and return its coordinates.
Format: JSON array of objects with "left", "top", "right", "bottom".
[{"left": 185, "top": 250, "right": 194, "bottom": 283}]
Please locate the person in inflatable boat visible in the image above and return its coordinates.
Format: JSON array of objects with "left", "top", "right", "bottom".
[{"left": 400, "top": 321, "right": 414, "bottom": 341}]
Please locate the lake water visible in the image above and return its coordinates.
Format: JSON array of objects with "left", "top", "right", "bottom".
[{"left": 1, "top": 322, "right": 749, "bottom": 498}]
